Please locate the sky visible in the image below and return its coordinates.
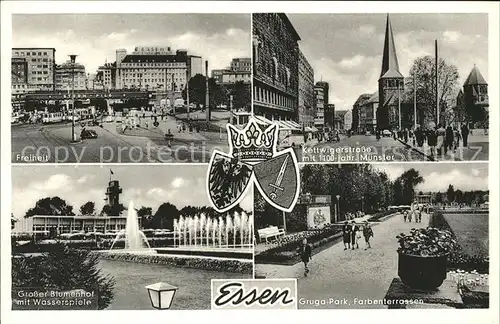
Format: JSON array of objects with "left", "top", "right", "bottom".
[
  {"left": 12, "top": 14, "right": 251, "bottom": 74},
  {"left": 373, "top": 163, "right": 489, "bottom": 193},
  {"left": 11, "top": 165, "right": 253, "bottom": 218},
  {"left": 288, "top": 13, "right": 489, "bottom": 111}
]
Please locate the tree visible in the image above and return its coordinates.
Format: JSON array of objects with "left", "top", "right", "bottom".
[
  {"left": 11, "top": 213, "right": 17, "bottom": 230},
  {"left": 79, "top": 201, "right": 96, "bottom": 216},
  {"left": 100, "top": 203, "right": 125, "bottom": 216},
  {"left": 407, "top": 56, "right": 460, "bottom": 127},
  {"left": 229, "top": 81, "right": 251, "bottom": 111},
  {"left": 12, "top": 244, "right": 115, "bottom": 310},
  {"left": 25, "top": 197, "right": 75, "bottom": 217},
  {"left": 152, "top": 203, "right": 179, "bottom": 230},
  {"left": 446, "top": 185, "right": 455, "bottom": 203},
  {"left": 137, "top": 206, "right": 153, "bottom": 228}
]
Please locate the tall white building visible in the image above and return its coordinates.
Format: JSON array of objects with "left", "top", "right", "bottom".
[{"left": 55, "top": 60, "right": 87, "bottom": 91}]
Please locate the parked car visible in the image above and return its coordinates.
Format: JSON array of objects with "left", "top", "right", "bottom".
[
  {"left": 81, "top": 129, "right": 98, "bottom": 139},
  {"left": 382, "top": 129, "right": 392, "bottom": 137}
]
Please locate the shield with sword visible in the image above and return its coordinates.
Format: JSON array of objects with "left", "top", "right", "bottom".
[{"left": 253, "top": 149, "right": 300, "bottom": 212}]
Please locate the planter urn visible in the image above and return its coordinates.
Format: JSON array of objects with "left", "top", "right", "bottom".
[{"left": 398, "top": 252, "right": 448, "bottom": 290}]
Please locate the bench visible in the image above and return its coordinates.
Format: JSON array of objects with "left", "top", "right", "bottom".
[{"left": 257, "top": 226, "right": 285, "bottom": 243}]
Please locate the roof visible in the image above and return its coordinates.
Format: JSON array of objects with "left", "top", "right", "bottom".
[
  {"left": 379, "top": 14, "right": 403, "bottom": 79},
  {"left": 121, "top": 54, "right": 188, "bottom": 64},
  {"left": 354, "top": 93, "right": 372, "bottom": 107},
  {"left": 366, "top": 92, "right": 379, "bottom": 104},
  {"left": 13, "top": 47, "right": 56, "bottom": 51},
  {"left": 335, "top": 110, "right": 349, "bottom": 118},
  {"left": 278, "top": 13, "right": 301, "bottom": 41},
  {"left": 464, "top": 65, "right": 488, "bottom": 86}
]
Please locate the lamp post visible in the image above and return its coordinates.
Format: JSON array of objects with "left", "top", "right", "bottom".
[
  {"left": 361, "top": 195, "right": 364, "bottom": 214},
  {"left": 69, "top": 54, "right": 78, "bottom": 143},
  {"left": 336, "top": 195, "right": 340, "bottom": 222},
  {"left": 145, "top": 282, "right": 178, "bottom": 310},
  {"left": 186, "top": 69, "right": 190, "bottom": 121}
]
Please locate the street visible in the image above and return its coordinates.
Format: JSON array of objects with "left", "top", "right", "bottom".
[
  {"left": 255, "top": 212, "right": 430, "bottom": 309},
  {"left": 11, "top": 116, "right": 229, "bottom": 163}
]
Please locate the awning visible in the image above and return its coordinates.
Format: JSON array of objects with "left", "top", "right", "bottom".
[
  {"left": 311, "top": 126, "right": 319, "bottom": 132},
  {"left": 305, "top": 126, "right": 313, "bottom": 132},
  {"left": 253, "top": 115, "right": 301, "bottom": 131}
]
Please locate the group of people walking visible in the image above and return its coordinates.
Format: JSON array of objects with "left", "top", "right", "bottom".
[
  {"left": 403, "top": 209, "right": 423, "bottom": 223},
  {"left": 342, "top": 221, "right": 373, "bottom": 251},
  {"left": 395, "top": 123, "right": 471, "bottom": 158}
]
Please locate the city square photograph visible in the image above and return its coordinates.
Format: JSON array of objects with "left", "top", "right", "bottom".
[
  {"left": 11, "top": 14, "right": 251, "bottom": 163},
  {"left": 254, "top": 163, "right": 489, "bottom": 309},
  {"left": 252, "top": 13, "right": 489, "bottom": 162},
  {"left": 11, "top": 165, "right": 253, "bottom": 310}
]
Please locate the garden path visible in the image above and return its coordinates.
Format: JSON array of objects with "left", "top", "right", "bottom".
[{"left": 255, "top": 212, "right": 430, "bottom": 309}]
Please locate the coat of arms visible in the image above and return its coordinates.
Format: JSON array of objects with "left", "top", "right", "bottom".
[{"left": 207, "top": 118, "right": 300, "bottom": 213}]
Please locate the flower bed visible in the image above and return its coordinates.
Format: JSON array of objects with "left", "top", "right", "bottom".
[
  {"left": 97, "top": 252, "right": 252, "bottom": 274},
  {"left": 255, "top": 226, "right": 342, "bottom": 265}
]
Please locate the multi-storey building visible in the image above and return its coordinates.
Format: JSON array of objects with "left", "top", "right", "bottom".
[
  {"left": 98, "top": 46, "right": 202, "bottom": 91},
  {"left": 253, "top": 13, "right": 301, "bottom": 122},
  {"left": 314, "top": 86, "right": 325, "bottom": 129},
  {"left": 359, "top": 92, "right": 379, "bottom": 133},
  {"left": 315, "top": 81, "right": 329, "bottom": 106},
  {"left": 11, "top": 58, "right": 29, "bottom": 98},
  {"left": 377, "top": 14, "right": 404, "bottom": 130},
  {"left": 55, "top": 60, "right": 87, "bottom": 91},
  {"left": 298, "top": 48, "right": 315, "bottom": 128},
  {"left": 212, "top": 58, "right": 251, "bottom": 85},
  {"left": 12, "top": 47, "right": 56, "bottom": 92},
  {"left": 325, "top": 103, "right": 336, "bottom": 130},
  {"left": 343, "top": 109, "right": 353, "bottom": 131}
]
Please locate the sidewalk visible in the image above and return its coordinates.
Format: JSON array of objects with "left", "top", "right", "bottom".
[{"left": 396, "top": 136, "right": 488, "bottom": 161}]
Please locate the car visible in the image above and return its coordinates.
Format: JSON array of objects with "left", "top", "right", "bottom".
[
  {"left": 382, "top": 129, "right": 392, "bottom": 137},
  {"left": 80, "top": 129, "right": 98, "bottom": 139},
  {"left": 365, "top": 131, "right": 371, "bottom": 136}
]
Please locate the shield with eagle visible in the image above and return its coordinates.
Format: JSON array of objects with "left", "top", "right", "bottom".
[
  {"left": 207, "top": 151, "right": 253, "bottom": 213},
  {"left": 253, "top": 148, "right": 300, "bottom": 212}
]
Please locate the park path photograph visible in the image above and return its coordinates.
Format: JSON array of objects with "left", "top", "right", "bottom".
[
  {"left": 252, "top": 13, "right": 489, "bottom": 162},
  {"left": 11, "top": 13, "right": 251, "bottom": 163},
  {"left": 11, "top": 165, "right": 253, "bottom": 310},
  {"left": 254, "top": 163, "right": 489, "bottom": 309}
]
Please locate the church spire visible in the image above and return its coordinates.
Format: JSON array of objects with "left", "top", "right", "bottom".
[{"left": 380, "top": 14, "right": 403, "bottom": 79}]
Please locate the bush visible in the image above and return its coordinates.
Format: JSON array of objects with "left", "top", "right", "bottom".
[{"left": 12, "top": 243, "right": 115, "bottom": 309}]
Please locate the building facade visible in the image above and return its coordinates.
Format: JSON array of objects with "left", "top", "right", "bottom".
[
  {"left": 314, "top": 86, "right": 325, "bottom": 129},
  {"left": 377, "top": 14, "right": 404, "bottom": 130},
  {"left": 98, "top": 46, "right": 202, "bottom": 92},
  {"left": 12, "top": 48, "right": 56, "bottom": 92},
  {"left": 230, "top": 58, "right": 251, "bottom": 72},
  {"left": 315, "top": 81, "right": 329, "bottom": 106},
  {"left": 13, "top": 215, "right": 133, "bottom": 234},
  {"left": 325, "top": 103, "right": 335, "bottom": 130},
  {"left": 55, "top": 60, "right": 87, "bottom": 91},
  {"left": 359, "top": 92, "right": 379, "bottom": 133},
  {"left": 298, "top": 48, "right": 315, "bottom": 128},
  {"left": 253, "top": 13, "right": 301, "bottom": 121},
  {"left": 343, "top": 109, "right": 353, "bottom": 131}
]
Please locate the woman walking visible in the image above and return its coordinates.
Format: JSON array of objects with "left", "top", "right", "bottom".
[
  {"left": 436, "top": 123, "right": 446, "bottom": 157},
  {"left": 453, "top": 126, "right": 461, "bottom": 152},
  {"left": 342, "top": 221, "right": 351, "bottom": 250},
  {"left": 362, "top": 221, "right": 374, "bottom": 250},
  {"left": 350, "top": 221, "right": 359, "bottom": 250},
  {"left": 297, "top": 238, "right": 312, "bottom": 276}
]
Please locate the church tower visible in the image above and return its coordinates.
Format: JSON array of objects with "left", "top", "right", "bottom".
[
  {"left": 377, "top": 14, "right": 404, "bottom": 130},
  {"left": 463, "top": 65, "right": 488, "bottom": 127}
]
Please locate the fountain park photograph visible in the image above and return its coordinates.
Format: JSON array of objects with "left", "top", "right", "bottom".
[
  {"left": 254, "top": 163, "right": 489, "bottom": 309},
  {"left": 11, "top": 165, "right": 253, "bottom": 310}
]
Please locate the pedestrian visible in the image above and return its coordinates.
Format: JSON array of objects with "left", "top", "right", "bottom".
[
  {"left": 145, "top": 120, "right": 148, "bottom": 129},
  {"left": 445, "top": 125, "right": 454, "bottom": 155},
  {"left": 404, "top": 128, "right": 409, "bottom": 143},
  {"left": 342, "top": 221, "right": 351, "bottom": 250},
  {"left": 350, "top": 221, "right": 359, "bottom": 249},
  {"left": 410, "top": 129, "right": 415, "bottom": 146},
  {"left": 427, "top": 127, "right": 437, "bottom": 158},
  {"left": 408, "top": 210, "right": 413, "bottom": 222},
  {"left": 362, "top": 221, "right": 374, "bottom": 250},
  {"left": 436, "top": 123, "right": 446, "bottom": 157},
  {"left": 403, "top": 210, "right": 407, "bottom": 222},
  {"left": 418, "top": 209, "right": 422, "bottom": 223},
  {"left": 453, "top": 126, "right": 461, "bottom": 152},
  {"left": 461, "top": 123, "right": 469, "bottom": 147},
  {"left": 297, "top": 238, "right": 312, "bottom": 276}
]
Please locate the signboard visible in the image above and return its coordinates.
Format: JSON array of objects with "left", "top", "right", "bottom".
[{"left": 306, "top": 205, "right": 331, "bottom": 229}]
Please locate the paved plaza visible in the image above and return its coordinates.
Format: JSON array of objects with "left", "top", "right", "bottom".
[{"left": 255, "top": 212, "right": 430, "bottom": 309}]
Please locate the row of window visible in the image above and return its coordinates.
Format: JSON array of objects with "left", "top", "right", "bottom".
[
  {"left": 30, "top": 58, "right": 50, "bottom": 62},
  {"left": 120, "top": 62, "right": 186, "bottom": 67},
  {"left": 31, "top": 64, "right": 50, "bottom": 69},
  {"left": 122, "top": 72, "right": 185, "bottom": 78},
  {"left": 254, "top": 85, "right": 296, "bottom": 110}
]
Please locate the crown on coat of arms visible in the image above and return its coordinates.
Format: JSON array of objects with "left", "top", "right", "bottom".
[{"left": 227, "top": 119, "right": 278, "bottom": 161}]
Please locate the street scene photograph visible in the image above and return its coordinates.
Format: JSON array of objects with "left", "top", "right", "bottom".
[
  {"left": 11, "top": 14, "right": 251, "bottom": 163},
  {"left": 254, "top": 163, "right": 489, "bottom": 309},
  {"left": 11, "top": 165, "right": 253, "bottom": 310},
  {"left": 252, "top": 13, "right": 489, "bottom": 162}
]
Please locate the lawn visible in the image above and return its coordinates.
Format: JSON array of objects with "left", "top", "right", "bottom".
[
  {"left": 443, "top": 213, "right": 488, "bottom": 258},
  {"left": 99, "top": 259, "right": 251, "bottom": 310}
]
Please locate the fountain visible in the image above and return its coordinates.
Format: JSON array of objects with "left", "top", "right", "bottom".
[
  {"left": 155, "top": 212, "right": 254, "bottom": 260},
  {"left": 109, "top": 201, "right": 151, "bottom": 251}
]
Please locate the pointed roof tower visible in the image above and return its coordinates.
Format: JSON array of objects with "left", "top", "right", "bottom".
[
  {"left": 380, "top": 14, "right": 403, "bottom": 79},
  {"left": 464, "top": 65, "right": 488, "bottom": 86}
]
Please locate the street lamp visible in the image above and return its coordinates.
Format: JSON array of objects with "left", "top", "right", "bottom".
[
  {"left": 69, "top": 54, "right": 78, "bottom": 143},
  {"left": 336, "top": 195, "right": 340, "bottom": 222},
  {"left": 361, "top": 195, "right": 365, "bottom": 214},
  {"left": 145, "top": 282, "right": 178, "bottom": 310}
]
